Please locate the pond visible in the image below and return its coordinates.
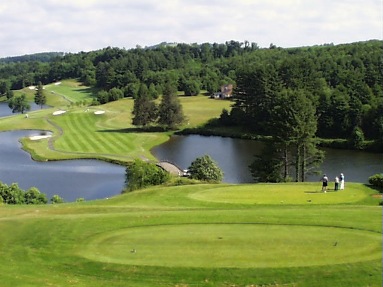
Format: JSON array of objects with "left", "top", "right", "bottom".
[
  {"left": 0, "top": 130, "right": 126, "bottom": 202},
  {"left": 152, "top": 135, "right": 383, "bottom": 184},
  {"left": 0, "top": 101, "right": 47, "bottom": 117},
  {"left": 1, "top": 101, "right": 381, "bottom": 202}
]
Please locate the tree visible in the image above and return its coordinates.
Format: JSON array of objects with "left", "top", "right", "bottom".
[
  {"left": 158, "top": 83, "right": 185, "bottom": 130},
  {"left": 183, "top": 80, "right": 200, "bottom": 96},
  {"left": 108, "top": 87, "right": 123, "bottom": 102},
  {"left": 350, "top": 126, "right": 365, "bottom": 150},
  {"left": 132, "top": 83, "right": 158, "bottom": 127},
  {"left": 249, "top": 142, "right": 285, "bottom": 183},
  {"left": 34, "top": 81, "right": 46, "bottom": 108},
  {"left": 270, "top": 89, "right": 321, "bottom": 182},
  {"left": 125, "top": 159, "right": 170, "bottom": 191},
  {"left": 250, "top": 89, "right": 322, "bottom": 183},
  {"left": 8, "top": 94, "right": 31, "bottom": 114},
  {"left": 188, "top": 155, "right": 223, "bottom": 182}
]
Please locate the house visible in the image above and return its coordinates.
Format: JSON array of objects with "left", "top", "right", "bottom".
[{"left": 211, "top": 84, "right": 233, "bottom": 99}]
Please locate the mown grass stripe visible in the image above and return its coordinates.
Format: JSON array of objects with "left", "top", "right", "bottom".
[
  {"left": 65, "top": 114, "right": 96, "bottom": 152},
  {"left": 102, "top": 132, "right": 133, "bottom": 154}
]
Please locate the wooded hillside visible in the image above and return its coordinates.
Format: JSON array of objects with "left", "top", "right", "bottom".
[{"left": 0, "top": 40, "right": 382, "bottom": 142}]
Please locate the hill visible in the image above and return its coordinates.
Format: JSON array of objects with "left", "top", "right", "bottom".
[{"left": 0, "top": 182, "right": 381, "bottom": 286}]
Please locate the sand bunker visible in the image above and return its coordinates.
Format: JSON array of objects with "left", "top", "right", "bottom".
[
  {"left": 53, "top": 110, "right": 66, "bottom": 116},
  {"left": 54, "top": 82, "right": 61, "bottom": 85},
  {"left": 94, "top": 110, "right": 105, "bottom": 115},
  {"left": 29, "top": 135, "right": 52, "bottom": 141}
]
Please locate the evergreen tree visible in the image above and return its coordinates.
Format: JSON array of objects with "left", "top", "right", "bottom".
[
  {"left": 132, "top": 83, "right": 158, "bottom": 127},
  {"left": 34, "top": 81, "right": 46, "bottom": 108},
  {"left": 250, "top": 89, "right": 322, "bottom": 182},
  {"left": 158, "top": 83, "right": 185, "bottom": 130}
]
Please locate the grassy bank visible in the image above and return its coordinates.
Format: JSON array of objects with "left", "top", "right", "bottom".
[{"left": 0, "top": 182, "right": 381, "bottom": 286}]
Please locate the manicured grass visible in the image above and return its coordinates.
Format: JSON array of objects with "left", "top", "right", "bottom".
[
  {"left": 0, "top": 81, "right": 231, "bottom": 162},
  {"left": 179, "top": 95, "right": 231, "bottom": 127},
  {"left": 189, "top": 182, "right": 373, "bottom": 205},
  {"left": 0, "top": 183, "right": 381, "bottom": 287},
  {"left": 44, "top": 79, "right": 98, "bottom": 103}
]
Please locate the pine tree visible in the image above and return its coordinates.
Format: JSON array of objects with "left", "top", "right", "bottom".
[
  {"left": 34, "top": 81, "right": 46, "bottom": 108},
  {"left": 132, "top": 83, "right": 157, "bottom": 127},
  {"left": 158, "top": 83, "right": 185, "bottom": 130}
]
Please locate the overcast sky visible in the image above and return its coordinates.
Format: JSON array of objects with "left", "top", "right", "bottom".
[{"left": 0, "top": 0, "right": 381, "bottom": 58}]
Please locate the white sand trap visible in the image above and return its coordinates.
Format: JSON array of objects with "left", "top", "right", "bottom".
[
  {"left": 29, "top": 135, "right": 52, "bottom": 141},
  {"left": 28, "top": 86, "right": 36, "bottom": 90},
  {"left": 54, "top": 82, "right": 61, "bottom": 85},
  {"left": 94, "top": 110, "right": 105, "bottom": 115},
  {"left": 53, "top": 110, "right": 66, "bottom": 116}
]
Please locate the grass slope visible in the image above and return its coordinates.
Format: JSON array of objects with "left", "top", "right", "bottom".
[{"left": 0, "top": 182, "right": 381, "bottom": 287}]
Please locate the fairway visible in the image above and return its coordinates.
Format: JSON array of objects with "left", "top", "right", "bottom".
[{"left": 80, "top": 223, "right": 381, "bottom": 268}]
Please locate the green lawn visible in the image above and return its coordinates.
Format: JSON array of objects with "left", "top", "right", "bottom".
[{"left": 0, "top": 182, "right": 381, "bottom": 287}]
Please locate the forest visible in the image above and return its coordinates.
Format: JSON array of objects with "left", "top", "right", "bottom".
[{"left": 0, "top": 40, "right": 382, "bottom": 146}]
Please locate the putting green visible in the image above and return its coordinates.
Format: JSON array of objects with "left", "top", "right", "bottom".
[
  {"left": 80, "top": 224, "right": 381, "bottom": 268},
  {"left": 189, "top": 184, "right": 367, "bottom": 205}
]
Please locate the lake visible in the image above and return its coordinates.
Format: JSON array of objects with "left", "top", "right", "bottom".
[
  {"left": 1, "top": 101, "right": 381, "bottom": 202},
  {"left": 0, "top": 130, "right": 126, "bottom": 202},
  {"left": 152, "top": 135, "right": 383, "bottom": 184},
  {"left": 0, "top": 101, "right": 47, "bottom": 117}
]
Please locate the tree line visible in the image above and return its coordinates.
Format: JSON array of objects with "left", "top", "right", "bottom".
[
  {"left": 0, "top": 40, "right": 382, "bottom": 181},
  {"left": 0, "top": 40, "right": 381, "bottom": 140}
]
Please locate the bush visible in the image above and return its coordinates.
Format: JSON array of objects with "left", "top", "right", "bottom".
[
  {"left": 51, "top": 195, "right": 64, "bottom": 204},
  {"left": 125, "top": 159, "right": 171, "bottom": 191},
  {"left": 368, "top": 174, "right": 383, "bottom": 191},
  {"left": 188, "top": 155, "right": 223, "bottom": 182},
  {"left": 0, "top": 181, "right": 47, "bottom": 204}
]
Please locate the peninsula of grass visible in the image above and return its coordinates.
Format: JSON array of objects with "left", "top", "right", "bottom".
[
  {"left": 0, "top": 182, "right": 381, "bottom": 287},
  {"left": 0, "top": 80, "right": 231, "bottom": 162}
]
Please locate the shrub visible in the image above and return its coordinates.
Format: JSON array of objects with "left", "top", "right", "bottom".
[
  {"left": 51, "top": 195, "right": 64, "bottom": 204},
  {"left": 0, "top": 181, "right": 47, "bottom": 204},
  {"left": 188, "top": 155, "right": 223, "bottom": 182},
  {"left": 125, "top": 159, "right": 171, "bottom": 191},
  {"left": 368, "top": 174, "right": 383, "bottom": 191}
]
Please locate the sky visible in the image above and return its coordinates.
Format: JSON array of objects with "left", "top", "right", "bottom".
[{"left": 0, "top": 0, "right": 382, "bottom": 58}]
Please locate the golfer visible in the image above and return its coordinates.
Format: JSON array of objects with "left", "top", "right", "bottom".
[{"left": 321, "top": 174, "right": 329, "bottom": 193}]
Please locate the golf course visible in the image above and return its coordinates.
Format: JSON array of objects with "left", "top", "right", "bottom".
[{"left": 0, "top": 80, "right": 382, "bottom": 286}]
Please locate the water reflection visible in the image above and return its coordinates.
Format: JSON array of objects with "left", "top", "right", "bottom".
[{"left": 152, "top": 135, "right": 383, "bottom": 184}]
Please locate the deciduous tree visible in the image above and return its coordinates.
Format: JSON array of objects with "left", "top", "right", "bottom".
[
  {"left": 8, "top": 94, "right": 30, "bottom": 114},
  {"left": 188, "top": 155, "right": 223, "bottom": 182}
]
